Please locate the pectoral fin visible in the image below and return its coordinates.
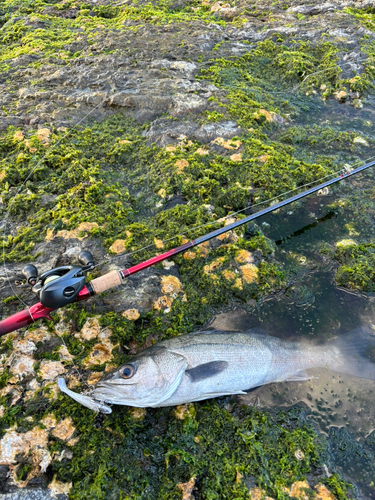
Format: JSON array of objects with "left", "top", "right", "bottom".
[
  {"left": 185, "top": 361, "right": 228, "bottom": 382},
  {"left": 188, "top": 390, "right": 247, "bottom": 403},
  {"left": 285, "top": 370, "right": 312, "bottom": 382}
]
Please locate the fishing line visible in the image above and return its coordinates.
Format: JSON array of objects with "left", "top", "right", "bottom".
[
  {"left": 215, "top": 55, "right": 372, "bottom": 97},
  {"left": 92, "top": 153, "right": 375, "bottom": 270},
  {"left": 2, "top": 25, "right": 374, "bottom": 304}
]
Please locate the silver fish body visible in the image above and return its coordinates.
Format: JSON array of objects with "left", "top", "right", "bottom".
[{"left": 90, "top": 329, "right": 346, "bottom": 408}]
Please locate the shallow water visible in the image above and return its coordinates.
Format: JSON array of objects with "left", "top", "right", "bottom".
[
  {"left": 212, "top": 197, "right": 375, "bottom": 497},
  {"left": 211, "top": 97, "right": 375, "bottom": 498},
  {"left": 212, "top": 289, "right": 375, "bottom": 498}
]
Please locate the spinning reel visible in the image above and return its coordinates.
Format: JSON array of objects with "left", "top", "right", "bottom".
[{"left": 22, "top": 251, "right": 95, "bottom": 310}]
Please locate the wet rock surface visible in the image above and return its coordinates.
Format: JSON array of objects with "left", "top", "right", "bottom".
[
  {"left": 0, "top": 491, "right": 61, "bottom": 500},
  {"left": 0, "top": 0, "right": 374, "bottom": 132},
  {"left": 1, "top": 0, "right": 375, "bottom": 498}
]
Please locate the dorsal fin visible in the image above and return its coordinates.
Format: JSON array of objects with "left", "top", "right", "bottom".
[
  {"left": 247, "top": 327, "right": 270, "bottom": 336},
  {"left": 188, "top": 329, "right": 241, "bottom": 336}
]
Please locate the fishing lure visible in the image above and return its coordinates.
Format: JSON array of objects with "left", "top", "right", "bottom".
[{"left": 57, "top": 378, "right": 112, "bottom": 414}]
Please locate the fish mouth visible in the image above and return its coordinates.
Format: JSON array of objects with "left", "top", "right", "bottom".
[
  {"left": 91, "top": 384, "right": 138, "bottom": 406},
  {"left": 91, "top": 387, "right": 124, "bottom": 402},
  {"left": 92, "top": 380, "right": 137, "bottom": 395},
  {"left": 83, "top": 390, "right": 113, "bottom": 413}
]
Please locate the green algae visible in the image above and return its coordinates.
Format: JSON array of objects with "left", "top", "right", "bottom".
[
  {"left": 321, "top": 475, "right": 354, "bottom": 500},
  {"left": 346, "top": 7, "right": 375, "bottom": 33},
  {"left": 2, "top": 3, "right": 374, "bottom": 497},
  {"left": 199, "top": 37, "right": 375, "bottom": 117},
  {"left": 0, "top": 367, "right": 11, "bottom": 390},
  {"left": 46, "top": 397, "right": 334, "bottom": 499},
  {"left": 115, "top": 0, "right": 226, "bottom": 26},
  {"left": 312, "top": 172, "right": 375, "bottom": 293},
  {"left": 199, "top": 39, "right": 342, "bottom": 110},
  {"left": 0, "top": 0, "right": 226, "bottom": 72},
  {"left": 334, "top": 240, "right": 375, "bottom": 293},
  {"left": 278, "top": 125, "right": 372, "bottom": 152},
  {"left": 16, "top": 463, "right": 34, "bottom": 482}
]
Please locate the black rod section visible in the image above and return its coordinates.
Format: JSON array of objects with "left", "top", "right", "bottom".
[{"left": 194, "top": 160, "right": 375, "bottom": 245}]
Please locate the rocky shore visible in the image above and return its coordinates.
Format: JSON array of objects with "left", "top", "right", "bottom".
[{"left": 1, "top": 0, "right": 375, "bottom": 498}]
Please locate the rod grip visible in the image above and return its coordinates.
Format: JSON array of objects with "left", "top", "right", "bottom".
[{"left": 89, "top": 270, "right": 123, "bottom": 294}]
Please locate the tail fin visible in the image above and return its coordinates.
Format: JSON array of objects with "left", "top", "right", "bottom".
[{"left": 328, "top": 325, "right": 375, "bottom": 380}]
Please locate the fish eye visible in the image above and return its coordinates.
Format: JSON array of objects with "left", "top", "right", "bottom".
[{"left": 120, "top": 364, "right": 135, "bottom": 379}]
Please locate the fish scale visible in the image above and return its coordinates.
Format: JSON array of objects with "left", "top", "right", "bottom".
[
  {"left": 154, "top": 332, "right": 329, "bottom": 406},
  {"left": 91, "top": 330, "right": 336, "bottom": 408},
  {"left": 59, "top": 327, "right": 375, "bottom": 412}
]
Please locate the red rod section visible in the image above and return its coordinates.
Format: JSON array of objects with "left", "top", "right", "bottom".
[
  {"left": 120, "top": 242, "right": 195, "bottom": 278},
  {"left": 0, "top": 286, "right": 90, "bottom": 336},
  {"left": 0, "top": 302, "right": 54, "bottom": 336},
  {"left": 1, "top": 158, "right": 375, "bottom": 337}
]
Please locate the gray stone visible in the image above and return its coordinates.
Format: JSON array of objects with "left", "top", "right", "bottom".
[
  {"left": 145, "top": 118, "right": 241, "bottom": 146},
  {"left": 0, "top": 490, "right": 66, "bottom": 500},
  {"left": 287, "top": 3, "right": 336, "bottom": 15}
]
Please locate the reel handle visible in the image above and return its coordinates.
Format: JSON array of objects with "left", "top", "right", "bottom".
[
  {"left": 22, "top": 264, "right": 38, "bottom": 286},
  {"left": 78, "top": 251, "right": 95, "bottom": 267}
]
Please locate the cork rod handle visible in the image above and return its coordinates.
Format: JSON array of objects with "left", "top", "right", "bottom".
[{"left": 89, "top": 270, "right": 123, "bottom": 294}]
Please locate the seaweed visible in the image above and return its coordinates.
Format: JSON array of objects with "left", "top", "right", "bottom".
[
  {"left": 1, "top": 1, "right": 374, "bottom": 497},
  {"left": 334, "top": 240, "right": 375, "bottom": 293},
  {"left": 48, "top": 399, "right": 335, "bottom": 499}
]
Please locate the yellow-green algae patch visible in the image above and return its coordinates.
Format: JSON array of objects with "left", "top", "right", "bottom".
[
  {"left": 346, "top": 7, "right": 375, "bottom": 33},
  {"left": 334, "top": 241, "right": 375, "bottom": 293},
  {"left": 199, "top": 39, "right": 375, "bottom": 114},
  {"left": 0, "top": 0, "right": 227, "bottom": 72}
]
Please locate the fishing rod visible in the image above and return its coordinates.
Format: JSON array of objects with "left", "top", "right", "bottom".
[{"left": 1, "top": 158, "right": 374, "bottom": 336}]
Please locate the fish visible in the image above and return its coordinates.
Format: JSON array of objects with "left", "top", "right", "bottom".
[{"left": 59, "top": 326, "right": 375, "bottom": 412}]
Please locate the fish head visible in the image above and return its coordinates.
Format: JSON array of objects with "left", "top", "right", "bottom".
[{"left": 91, "top": 346, "right": 187, "bottom": 407}]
